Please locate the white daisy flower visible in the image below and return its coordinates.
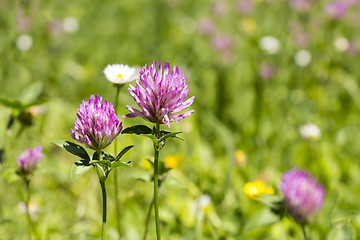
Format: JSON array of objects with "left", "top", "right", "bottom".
[{"left": 103, "top": 64, "right": 137, "bottom": 84}]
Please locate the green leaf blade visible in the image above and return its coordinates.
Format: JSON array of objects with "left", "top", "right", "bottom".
[
  {"left": 159, "top": 131, "right": 182, "bottom": 143},
  {"left": 51, "top": 140, "right": 90, "bottom": 163},
  {"left": 121, "top": 125, "right": 152, "bottom": 135},
  {"left": 115, "top": 145, "right": 134, "bottom": 161},
  {"left": 111, "top": 161, "right": 133, "bottom": 169},
  {"left": 70, "top": 162, "right": 91, "bottom": 181},
  {"left": 243, "top": 208, "right": 280, "bottom": 232}
]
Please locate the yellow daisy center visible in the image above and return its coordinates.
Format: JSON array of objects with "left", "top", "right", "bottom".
[{"left": 116, "top": 73, "right": 123, "bottom": 79}]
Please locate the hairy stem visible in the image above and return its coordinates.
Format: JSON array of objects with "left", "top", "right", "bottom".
[
  {"left": 100, "top": 180, "right": 107, "bottom": 240},
  {"left": 24, "top": 179, "right": 39, "bottom": 240},
  {"left": 113, "top": 84, "right": 123, "bottom": 237},
  {"left": 153, "top": 122, "right": 161, "bottom": 240},
  {"left": 301, "top": 224, "right": 308, "bottom": 240}
]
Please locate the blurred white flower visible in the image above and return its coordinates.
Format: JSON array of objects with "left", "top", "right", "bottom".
[
  {"left": 299, "top": 123, "right": 321, "bottom": 139},
  {"left": 334, "top": 36, "right": 349, "bottom": 52},
  {"left": 197, "top": 194, "right": 211, "bottom": 209},
  {"left": 16, "top": 34, "right": 33, "bottom": 51},
  {"left": 259, "top": 36, "right": 280, "bottom": 54},
  {"left": 18, "top": 201, "right": 39, "bottom": 220},
  {"left": 62, "top": 17, "right": 79, "bottom": 33},
  {"left": 195, "top": 194, "right": 211, "bottom": 219},
  {"left": 294, "top": 49, "right": 311, "bottom": 67},
  {"left": 103, "top": 64, "right": 137, "bottom": 84}
]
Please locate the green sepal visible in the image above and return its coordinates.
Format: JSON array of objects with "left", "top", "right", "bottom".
[
  {"left": 111, "top": 161, "right": 133, "bottom": 169},
  {"left": 159, "top": 130, "right": 184, "bottom": 141},
  {"left": 115, "top": 145, "right": 134, "bottom": 161},
  {"left": 70, "top": 162, "right": 91, "bottom": 181},
  {"left": 94, "top": 163, "right": 107, "bottom": 182},
  {"left": 92, "top": 151, "right": 115, "bottom": 162},
  {"left": 121, "top": 125, "right": 152, "bottom": 135},
  {"left": 144, "top": 135, "right": 159, "bottom": 144},
  {"left": 89, "top": 160, "right": 112, "bottom": 168},
  {"left": 51, "top": 140, "right": 90, "bottom": 163},
  {"left": 159, "top": 131, "right": 183, "bottom": 143}
]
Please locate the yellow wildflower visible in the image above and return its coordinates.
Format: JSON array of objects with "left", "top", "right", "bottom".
[
  {"left": 139, "top": 159, "right": 153, "bottom": 171},
  {"left": 244, "top": 180, "right": 274, "bottom": 199},
  {"left": 235, "top": 150, "right": 247, "bottom": 168},
  {"left": 164, "top": 153, "right": 182, "bottom": 169},
  {"left": 241, "top": 18, "right": 256, "bottom": 34}
]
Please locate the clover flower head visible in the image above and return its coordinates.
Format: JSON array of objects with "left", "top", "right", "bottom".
[
  {"left": 70, "top": 94, "right": 122, "bottom": 150},
  {"left": 103, "top": 64, "right": 137, "bottom": 84},
  {"left": 280, "top": 169, "right": 325, "bottom": 223},
  {"left": 17, "top": 145, "right": 42, "bottom": 174},
  {"left": 123, "top": 61, "right": 195, "bottom": 128}
]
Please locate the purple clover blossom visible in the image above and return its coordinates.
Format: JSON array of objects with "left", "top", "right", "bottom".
[
  {"left": 71, "top": 94, "right": 122, "bottom": 150},
  {"left": 123, "top": 61, "right": 195, "bottom": 128},
  {"left": 280, "top": 169, "right": 325, "bottom": 223},
  {"left": 17, "top": 145, "right": 42, "bottom": 174}
]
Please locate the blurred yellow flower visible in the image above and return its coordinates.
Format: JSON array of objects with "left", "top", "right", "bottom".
[
  {"left": 244, "top": 180, "right": 274, "bottom": 199},
  {"left": 140, "top": 159, "right": 153, "bottom": 171},
  {"left": 164, "top": 153, "right": 182, "bottom": 169},
  {"left": 241, "top": 18, "right": 256, "bottom": 34},
  {"left": 253, "top": 0, "right": 263, "bottom": 2},
  {"left": 235, "top": 150, "right": 247, "bottom": 167}
]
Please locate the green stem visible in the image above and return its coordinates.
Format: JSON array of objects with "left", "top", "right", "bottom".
[
  {"left": 153, "top": 122, "right": 161, "bottom": 240},
  {"left": 96, "top": 150, "right": 107, "bottom": 240},
  {"left": 301, "top": 224, "right": 308, "bottom": 240},
  {"left": 100, "top": 180, "right": 107, "bottom": 240},
  {"left": 24, "top": 179, "right": 40, "bottom": 240},
  {"left": 113, "top": 84, "right": 123, "bottom": 237},
  {"left": 143, "top": 198, "right": 154, "bottom": 240},
  {"left": 25, "top": 181, "right": 32, "bottom": 240}
]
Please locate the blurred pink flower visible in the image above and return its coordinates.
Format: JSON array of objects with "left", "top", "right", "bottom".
[
  {"left": 198, "top": 19, "right": 215, "bottom": 36},
  {"left": 47, "top": 20, "right": 62, "bottom": 35},
  {"left": 343, "top": 0, "right": 358, "bottom": 6},
  {"left": 347, "top": 42, "right": 359, "bottom": 56},
  {"left": 324, "top": 1, "right": 347, "bottom": 19},
  {"left": 236, "top": 0, "right": 254, "bottom": 14},
  {"left": 294, "top": 33, "right": 310, "bottom": 48},
  {"left": 280, "top": 169, "right": 325, "bottom": 223},
  {"left": 211, "top": 35, "right": 232, "bottom": 53},
  {"left": 17, "top": 145, "right": 42, "bottom": 175},
  {"left": 15, "top": 7, "right": 32, "bottom": 32},
  {"left": 289, "top": 0, "right": 315, "bottom": 10},
  {"left": 211, "top": 2, "right": 228, "bottom": 17},
  {"left": 259, "top": 63, "right": 274, "bottom": 81}
]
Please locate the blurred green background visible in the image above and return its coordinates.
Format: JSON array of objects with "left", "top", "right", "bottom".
[{"left": 1, "top": 0, "right": 360, "bottom": 239}]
